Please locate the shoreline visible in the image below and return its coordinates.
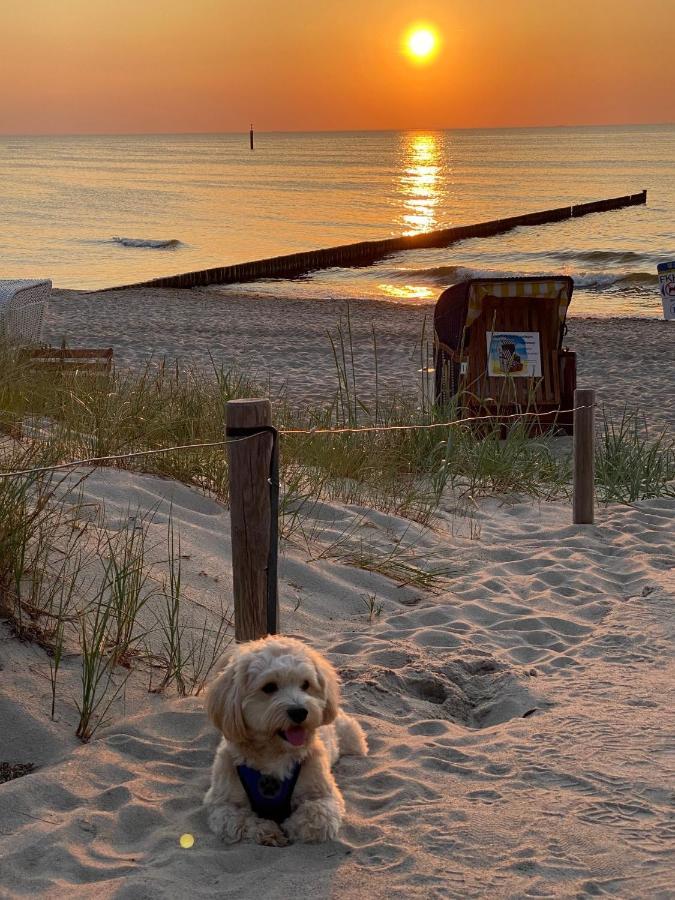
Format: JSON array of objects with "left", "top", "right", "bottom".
[{"left": 55, "top": 284, "right": 667, "bottom": 318}]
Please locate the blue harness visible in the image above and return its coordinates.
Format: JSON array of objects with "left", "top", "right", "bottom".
[{"left": 236, "top": 762, "right": 301, "bottom": 824}]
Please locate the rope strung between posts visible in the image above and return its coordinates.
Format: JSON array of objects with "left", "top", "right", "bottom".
[
  {"left": 0, "top": 405, "right": 591, "bottom": 480},
  {"left": 0, "top": 438, "right": 236, "bottom": 479},
  {"left": 278, "top": 404, "right": 588, "bottom": 436}
]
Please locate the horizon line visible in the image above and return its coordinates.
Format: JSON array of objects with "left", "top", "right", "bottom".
[{"left": 1, "top": 121, "right": 673, "bottom": 139}]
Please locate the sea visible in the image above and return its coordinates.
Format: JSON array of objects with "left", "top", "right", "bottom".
[{"left": 1, "top": 125, "right": 673, "bottom": 317}]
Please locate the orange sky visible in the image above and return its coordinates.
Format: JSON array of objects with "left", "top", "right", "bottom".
[{"left": 1, "top": 0, "right": 673, "bottom": 134}]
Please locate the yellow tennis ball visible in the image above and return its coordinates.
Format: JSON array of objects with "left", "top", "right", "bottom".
[{"left": 179, "top": 833, "right": 195, "bottom": 849}]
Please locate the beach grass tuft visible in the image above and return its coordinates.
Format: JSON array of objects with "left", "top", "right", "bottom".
[
  {"left": 595, "top": 407, "right": 675, "bottom": 502},
  {"left": 0, "top": 439, "right": 231, "bottom": 739}
]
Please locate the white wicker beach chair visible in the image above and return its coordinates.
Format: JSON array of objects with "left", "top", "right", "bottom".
[{"left": 0, "top": 279, "right": 51, "bottom": 346}]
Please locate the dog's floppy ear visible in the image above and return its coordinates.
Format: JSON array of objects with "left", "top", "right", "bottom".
[
  {"left": 206, "top": 649, "right": 248, "bottom": 743},
  {"left": 313, "top": 650, "right": 340, "bottom": 725}
]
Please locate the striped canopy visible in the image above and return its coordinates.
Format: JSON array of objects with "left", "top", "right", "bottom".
[{"left": 467, "top": 278, "right": 573, "bottom": 326}]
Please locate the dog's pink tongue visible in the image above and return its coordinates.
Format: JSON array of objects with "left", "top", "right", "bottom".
[{"left": 283, "top": 726, "right": 306, "bottom": 747}]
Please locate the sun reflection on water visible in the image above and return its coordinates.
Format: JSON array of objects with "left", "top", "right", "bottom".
[
  {"left": 377, "top": 133, "right": 446, "bottom": 302},
  {"left": 378, "top": 283, "right": 436, "bottom": 301},
  {"left": 399, "top": 132, "right": 442, "bottom": 236}
]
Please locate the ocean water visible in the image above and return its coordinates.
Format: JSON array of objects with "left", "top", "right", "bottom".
[{"left": 1, "top": 126, "right": 673, "bottom": 316}]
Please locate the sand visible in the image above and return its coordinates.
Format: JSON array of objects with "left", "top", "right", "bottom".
[
  {"left": 1, "top": 288, "right": 673, "bottom": 898},
  {"left": 44, "top": 287, "right": 675, "bottom": 429}
]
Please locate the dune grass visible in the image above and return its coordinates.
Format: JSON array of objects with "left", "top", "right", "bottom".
[
  {"left": 0, "top": 336, "right": 574, "bottom": 521},
  {"left": 1, "top": 323, "right": 672, "bottom": 533},
  {"left": 0, "top": 444, "right": 231, "bottom": 740},
  {"left": 0, "top": 325, "right": 672, "bottom": 538},
  {"left": 595, "top": 408, "right": 674, "bottom": 502}
]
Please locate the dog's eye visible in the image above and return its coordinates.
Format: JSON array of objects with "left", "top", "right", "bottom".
[
  {"left": 301, "top": 680, "right": 310, "bottom": 691},
  {"left": 261, "top": 682, "right": 278, "bottom": 694}
]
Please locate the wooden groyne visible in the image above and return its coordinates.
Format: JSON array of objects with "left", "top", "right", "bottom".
[{"left": 118, "top": 190, "right": 647, "bottom": 290}]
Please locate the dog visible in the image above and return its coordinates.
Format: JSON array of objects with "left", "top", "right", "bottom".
[{"left": 204, "top": 635, "right": 368, "bottom": 846}]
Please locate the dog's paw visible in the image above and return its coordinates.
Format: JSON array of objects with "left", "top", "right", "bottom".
[
  {"left": 254, "top": 821, "right": 290, "bottom": 847},
  {"left": 206, "top": 805, "right": 243, "bottom": 844},
  {"left": 285, "top": 798, "right": 342, "bottom": 843}
]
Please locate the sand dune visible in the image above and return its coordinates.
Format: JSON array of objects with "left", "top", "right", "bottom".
[{"left": 1, "top": 463, "right": 673, "bottom": 898}]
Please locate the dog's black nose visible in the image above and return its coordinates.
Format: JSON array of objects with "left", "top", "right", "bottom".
[{"left": 287, "top": 707, "right": 308, "bottom": 724}]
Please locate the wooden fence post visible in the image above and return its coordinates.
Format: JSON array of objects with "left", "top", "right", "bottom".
[
  {"left": 573, "top": 388, "right": 595, "bottom": 524},
  {"left": 226, "top": 399, "right": 278, "bottom": 641}
]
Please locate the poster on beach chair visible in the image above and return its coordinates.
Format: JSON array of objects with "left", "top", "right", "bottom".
[
  {"left": 486, "top": 331, "right": 542, "bottom": 377},
  {"left": 657, "top": 261, "right": 675, "bottom": 320}
]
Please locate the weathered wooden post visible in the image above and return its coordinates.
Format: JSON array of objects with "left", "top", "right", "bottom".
[
  {"left": 573, "top": 388, "right": 595, "bottom": 524},
  {"left": 226, "top": 399, "right": 278, "bottom": 641}
]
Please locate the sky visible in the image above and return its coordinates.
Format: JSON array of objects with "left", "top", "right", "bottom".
[{"left": 1, "top": 0, "right": 673, "bottom": 134}]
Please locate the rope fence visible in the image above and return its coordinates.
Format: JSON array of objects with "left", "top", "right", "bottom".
[
  {"left": 0, "top": 406, "right": 591, "bottom": 480},
  {"left": 0, "top": 392, "right": 596, "bottom": 642}
]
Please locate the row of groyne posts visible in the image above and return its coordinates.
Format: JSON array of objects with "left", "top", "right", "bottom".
[
  {"left": 121, "top": 190, "right": 647, "bottom": 290},
  {"left": 225, "top": 391, "right": 596, "bottom": 643}
]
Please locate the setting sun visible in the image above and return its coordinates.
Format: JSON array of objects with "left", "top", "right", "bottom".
[{"left": 404, "top": 25, "right": 439, "bottom": 64}]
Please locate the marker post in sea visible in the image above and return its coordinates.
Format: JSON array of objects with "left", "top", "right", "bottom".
[
  {"left": 657, "top": 261, "right": 675, "bottom": 320},
  {"left": 250, "top": 124, "right": 254, "bottom": 151}
]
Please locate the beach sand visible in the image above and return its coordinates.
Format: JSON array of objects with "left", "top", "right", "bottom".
[
  {"left": 0, "top": 288, "right": 673, "bottom": 898},
  {"left": 44, "top": 288, "right": 675, "bottom": 428}
]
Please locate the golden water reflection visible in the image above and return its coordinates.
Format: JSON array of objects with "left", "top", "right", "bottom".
[
  {"left": 378, "top": 283, "right": 435, "bottom": 301},
  {"left": 378, "top": 133, "right": 445, "bottom": 302},
  {"left": 399, "top": 132, "right": 442, "bottom": 236}
]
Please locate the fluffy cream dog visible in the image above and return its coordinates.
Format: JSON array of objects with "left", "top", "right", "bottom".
[{"left": 204, "top": 635, "right": 367, "bottom": 846}]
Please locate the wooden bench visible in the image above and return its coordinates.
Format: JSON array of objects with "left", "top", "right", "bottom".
[{"left": 20, "top": 346, "right": 114, "bottom": 374}]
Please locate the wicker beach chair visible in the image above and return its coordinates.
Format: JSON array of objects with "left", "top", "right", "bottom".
[
  {"left": 434, "top": 276, "right": 576, "bottom": 432},
  {"left": 0, "top": 279, "right": 51, "bottom": 346}
]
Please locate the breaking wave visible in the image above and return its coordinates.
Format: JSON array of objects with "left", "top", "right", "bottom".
[
  {"left": 385, "top": 264, "right": 658, "bottom": 291},
  {"left": 549, "top": 249, "right": 651, "bottom": 265},
  {"left": 112, "top": 237, "right": 182, "bottom": 249},
  {"left": 572, "top": 271, "right": 658, "bottom": 289}
]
